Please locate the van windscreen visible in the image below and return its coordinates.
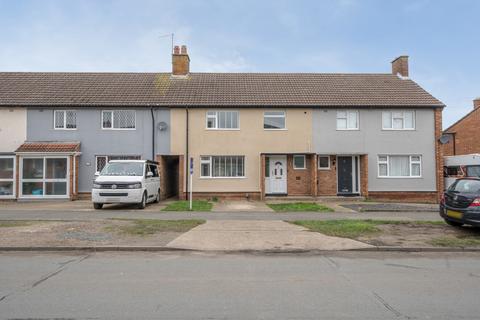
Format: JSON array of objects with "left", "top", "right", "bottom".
[{"left": 100, "top": 162, "right": 144, "bottom": 176}]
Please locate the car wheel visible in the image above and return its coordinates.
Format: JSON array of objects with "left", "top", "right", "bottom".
[
  {"left": 155, "top": 189, "right": 161, "bottom": 203},
  {"left": 138, "top": 192, "right": 147, "bottom": 209},
  {"left": 444, "top": 219, "right": 463, "bottom": 227},
  {"left": 93, "top": 203, "right": 103, "bottom": 210}
]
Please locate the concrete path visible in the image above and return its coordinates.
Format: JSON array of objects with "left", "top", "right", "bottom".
[
  {"left": 213, "top": 200, "right": 274, "bottom": 212},
  {"left": 166, "top": 220, "right": 372, "bottom": 251}
]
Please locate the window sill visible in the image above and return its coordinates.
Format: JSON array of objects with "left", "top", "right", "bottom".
[
  {"left": 205, "top": 128, "right": 240, "bottom": 131},
  {"left": 336, "top": 128, "right": 359, "bottom": 131},
  {"left": 293, "top": 167, "right": 306, "bottom": 170},
  {"left": 377, "top": 176, "right": 422, "bottom": 179},
  {"left": 381, "top": 128, "right": 416, "bottom": 131},
  {"left": 54, "top": 128, "right": 77, "bottom": 131},
  {"left": 199, "top": 176, "right": 246, "bottom": 179},
  {"left": 318, "top": 167, "right": 331, "bottom": 170},
  {"left": 264, "top": 128, "right": 288, "bottom": 131},
  {"left": 101, "top": 128, "right": 137, "bottom": 131}
]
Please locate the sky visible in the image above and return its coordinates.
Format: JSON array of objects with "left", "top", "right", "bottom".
[{"left": 0, "top": 0, "right": 478, "bottom": 128}]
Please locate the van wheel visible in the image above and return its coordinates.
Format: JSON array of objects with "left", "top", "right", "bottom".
[
  {"left": 138, "top": 192, "right": 147, "bottom": 209},
  {"left": 444, "top": 219, "right": 463, "bottom": 227},
  {"left": 93, "top": 203, "right": 103, "bottom": 210},
  {"left": 155, "top": 189, "right": 161, "bottom": 203}
]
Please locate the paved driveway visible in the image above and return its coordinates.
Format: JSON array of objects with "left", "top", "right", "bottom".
[{"left": 166, "top": 220, "right": 372, "bottom": 251}]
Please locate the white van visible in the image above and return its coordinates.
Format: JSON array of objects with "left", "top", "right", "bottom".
[
  {"left": 92, "top": 160, "right": 160, "bottom": 209},
  {"left": 444, "top": 154, "right": 480, "bottom": 189}
]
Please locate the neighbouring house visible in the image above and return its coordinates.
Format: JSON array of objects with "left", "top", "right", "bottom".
[
  {"left": 0, "top": 107, "right": 26, "bottom": 199},
  {"left": 442, "top": 98, "right": 480, "bottom": 156},
  {"left": 0, "top": 45, "right": 445, "bottom": 203}
]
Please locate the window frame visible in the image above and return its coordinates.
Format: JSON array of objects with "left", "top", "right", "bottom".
[
  {"left": 293, "top": 155, "right": 306, "bottom": 170},
  {"left": 95, "top": 155, "right": 142, "bottom": 173},
  {"left": 318, "top": 155, "right": 331, "bottom": 170},
  {"left": 336, "top": 110, "right": 359, "bottom": 131},
  {"left": 205, "top": 110, "right": 240, "bottom": 130},
  {"left": 0, "top": 155, "right": 16, "bottom": 199},
  {"left": 199, "top": 156, "right": 246, "bottom": 179},
  {"left": 382, "top": 110, "right": 415, "bottom": 131},
  {"left": 19, "top": 156, "right": 70, "bottom": 198},
  {"left": 54, "top": 110, "right": 77, "bottom": 130},
  {"left": 263, "top": 111, "right": 287, "bottom": 130},
  {"left": 101, "top": 110, "right": 136, "bottom": 130},
  {"left": 377, "top": 155, "right": 422, "bottom": 178}
]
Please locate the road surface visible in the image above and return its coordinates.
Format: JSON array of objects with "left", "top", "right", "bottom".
[{"left": 0, "top": 251, "right": 478, "bottom": 319}]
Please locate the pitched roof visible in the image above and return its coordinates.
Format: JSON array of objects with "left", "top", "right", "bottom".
[
  {"left": 0, "top": 72, "right": 444, "bottom": 108},
  {"left": 444, "top": 107, "right": 480, "bottom": 133},
  {"left": 16, "top": 141, "right": 81, "bottom": 153}
]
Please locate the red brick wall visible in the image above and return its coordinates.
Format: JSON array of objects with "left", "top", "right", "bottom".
[
  {"left": 435, "top": 108, "right": 444, "bottom": 201},
  {"left": 443, "top": 107, "right": 480, "bottom": 156},
  {"left": 180, "top": 191, "right": 261, "bottom": 201},
  {"left": 360, "top": 155, "right": 368, "bottom": 197},
  {"left": 317, "top": 155, "right": 337, "bottom": 196},
  {"left": 368, "top": 191, "right": 438, "bottom": 203},
  {"left": 287, "top": 155, "right": 312, "bottom": 195}
]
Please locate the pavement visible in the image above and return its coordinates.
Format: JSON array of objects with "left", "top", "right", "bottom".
[
  {"left": 1, "top": 251, "right": 479, "bottom": 319},
  {"left": 166, "top": 220, "right": 372, "bottom": 251}
]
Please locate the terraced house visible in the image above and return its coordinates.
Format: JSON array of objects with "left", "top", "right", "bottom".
[{"left": 0, "top": 46, "right": 444, "bottom": 203}]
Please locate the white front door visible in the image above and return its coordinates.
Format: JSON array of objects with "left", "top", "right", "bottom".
[{"left": 266, "top": 156, "right": 287, "bottom": 194}]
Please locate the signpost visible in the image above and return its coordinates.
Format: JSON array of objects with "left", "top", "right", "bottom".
[{"left": 189, "top": 157, "right": 193, "bottom": 210}]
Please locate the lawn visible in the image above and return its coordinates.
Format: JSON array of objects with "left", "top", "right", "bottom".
[
  {"left": 162, "top": 200, "right": 213, "bottom": 212},
  {"left": 429, "top": 236, "right": 480, "bottom": 247},
  {"left": 267, "top": 202, "right": 334, "bottom": 212},
  {"left": 292, "top": 220, "right": 444, "bottom": 239},
  {"left": 106, "top": 219, "right": 205, "bottom": 236},
  {"left": 0, "top": 220, "right": 37, "bottom": 228}
]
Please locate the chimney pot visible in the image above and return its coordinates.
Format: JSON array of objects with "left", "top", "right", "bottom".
[
  {"left": 172, "top": 44, "right": 190, "bottom": 76},
  {"left": 474, "top": 98, "right": 480, "bottom": 110},
  {"left": 391, "top": 55, "right": 409, "bottom": 78}
]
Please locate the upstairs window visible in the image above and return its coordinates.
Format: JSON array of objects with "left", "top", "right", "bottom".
[
  {"left": 382, "top": 111, "right": 415, "bottom": 130},
  {"left": 264, "top": 111, "right": 286, "bottom": 130},
  {"left": 336, "top": 110, "right": 359, "bottom": 130},
  {"left": 102, "top": 110, "right": 136, "bottom": 130},
  {"left": 206, "top": 111, "right": 239, "bottom": 129},
  {"left": 54, "top": 110, "right": 77, "bottom": 130}
]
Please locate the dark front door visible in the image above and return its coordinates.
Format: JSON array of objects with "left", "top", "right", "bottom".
[{"left": 337, "top": 156, "right": 353, "bottom": 194}]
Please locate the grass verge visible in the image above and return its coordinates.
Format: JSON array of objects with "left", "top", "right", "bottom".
[
  {"left": 0, "top": 220, "right": 37, "bottom": 228},
  {"left": 292, "top": 219, "right": 444, "bottom": 239},
  {"left": 162, "top": 200, "right": 213, "bottom": 212},
  {"left": 106, "top": 219, "right": 205, "bottom": 236},
  {"left": 429, "top": 236, "right": 480, "bottom": 247},
  {"left": 268, "top": 202, "right": 334, "bottom": 212}
]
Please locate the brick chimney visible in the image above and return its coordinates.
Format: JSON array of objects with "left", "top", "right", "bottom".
[
  {"left": 172, "top": 45, "right": 190, "bottom": 76},
  {"left": 391, "top": 55, "right": 409, "bottom": 78},
  {"left": 474, "top": 98, "right": 480, "bottom": 110}
]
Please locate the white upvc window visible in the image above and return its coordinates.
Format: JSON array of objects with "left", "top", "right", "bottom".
[
  {"left": 336, "top": 110, "right": 359, "bottom": 130},
  {"left": 378, "top": 155, "right": 422, "bottom": 178},
  {"left": 264, "top": 111, "right": 286, "bottom": 130},
  {"left": 382, "top": 110, "right": 415, "bottom": 130},
  {"left": 102, "top": 110, "right": 136, "bottom": 130},
  {"left": 95, "top": 155, "right": 142, "bottom": 173},
  {"left": 293, "top": 155, "right": 306, "bottom": 170},
  {"left": 20, "top": 156, "right": 69, "bottom": 198},
  {"left": 54, "top": 110, "right": 77, "bottom": 130},
  {"left": 318, "top": 156, "right": 330, "bottom": 170},
  {"left": 200, "top": 156, "right": 245, "bottom": 178},
  {"left": 0, "top": 156, "right": 15, "bottom": 198},
  {"left": 206, "top": 111, "right": 239, "bottom": 130}
]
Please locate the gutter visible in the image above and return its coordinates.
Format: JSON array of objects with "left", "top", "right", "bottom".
[
  {"left": 185, "top": 106, "right": 189, "bottom": 200},
  {"left": 150, "top": 107, "right": 155, "bottom": 161}
]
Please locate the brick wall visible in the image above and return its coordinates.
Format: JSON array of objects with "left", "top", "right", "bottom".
[
  {"left": 317, "top": 155, "right": 337, "bottom": 196},
  {"left": 435, "top": 108, "right": 444, "bottom": 201},
  {"left": 286, "top": 155, "right": 312, "bottom": 195},
  {"left": 180, "top": 191, "right": 261, "bottom": 201},
  {"left": 368, "top": 191, "right": 438, "bottom": 203},
  {"left": 443, "top": 107, "right": 480, "bottom": 156},
  {"left": 178, "top": 155, "right": 185, "bottom": 200},
  {"left": 360, "top": 155, "right": 368, "bottom": 197}
]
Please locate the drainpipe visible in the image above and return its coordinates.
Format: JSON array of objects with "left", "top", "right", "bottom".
[
  {"left": 150, "top": 107, "right": 156, "bottom": 161},
  {"left": 185, "top": 107, "right": 189, "bottom": 200}
]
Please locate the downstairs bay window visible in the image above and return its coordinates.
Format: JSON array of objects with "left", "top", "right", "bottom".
[
  {"left": 200, "top": 156, "right": 245, "bottom": 178},
  {"left": 378, "top": 155, "right": 422, "bottom": 178}
]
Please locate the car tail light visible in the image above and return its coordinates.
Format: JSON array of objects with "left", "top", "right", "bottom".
[{"left": 469, "top": 198, "right": 480, "bottom": 207}]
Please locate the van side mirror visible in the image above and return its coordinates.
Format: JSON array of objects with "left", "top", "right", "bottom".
[
  {"left": 94, "top": 171, "right": 100, "bottom": 177},
  {"left": 147, "top": 172, "right": 154, "bottom": 178}
]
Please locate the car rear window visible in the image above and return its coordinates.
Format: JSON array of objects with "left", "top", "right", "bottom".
[{"left": 451, "top": 179, "right": 480, "bottom": 193}]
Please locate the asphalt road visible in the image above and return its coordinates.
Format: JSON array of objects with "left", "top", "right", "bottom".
[{"left": 0, "top": 251, "right": 479, "bottom": 319}]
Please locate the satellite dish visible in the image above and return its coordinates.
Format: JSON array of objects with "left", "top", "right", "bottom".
[
  {"left": 157, "top": 122, "right": 168, "bottom": 131},
  {"left": 439, "top": 135, "right": 451, "bottom": 145}
]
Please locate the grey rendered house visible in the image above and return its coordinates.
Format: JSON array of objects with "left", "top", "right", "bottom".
[{"left": 0, "top": 47, "right": 445, "bottom": 202}]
